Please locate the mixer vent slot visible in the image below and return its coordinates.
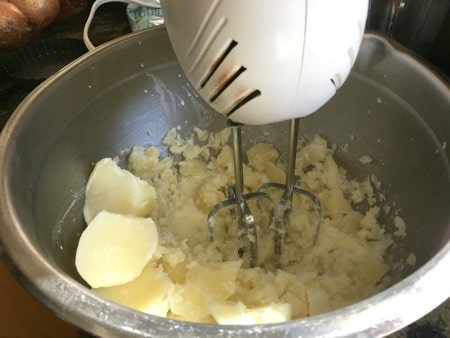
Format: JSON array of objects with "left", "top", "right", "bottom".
[
  {"left": 330, "top": 78, "right": 337, "bottom": 89},
  {"left": 357, "top": 20, "right": 364, "bottom": 40},
  {"left": 330, "top": 73, "right": 343, "bottom": 90},
  {"left": 200, "top": 39, "right": 238, "bottom": 89},
  {"left": 348, "top": 46, "right": 356, "bottom": 65},
  {"left": 226, "top": 90, "right": 261, "bottom": 117},
  {"left": 210, "top": 66, "right": 247, "bottom": 102}
]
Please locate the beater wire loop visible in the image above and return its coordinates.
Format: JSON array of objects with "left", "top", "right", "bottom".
[{"left": 207, "top": 118, "right": 322, "bottom": 268}]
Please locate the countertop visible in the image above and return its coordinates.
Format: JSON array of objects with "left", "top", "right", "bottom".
[
  {"left": 0, "top": 258, "right": 78, "bottom": 338},
  {"left": 0, "top": 2, "right": 449, "bottom": 337}
]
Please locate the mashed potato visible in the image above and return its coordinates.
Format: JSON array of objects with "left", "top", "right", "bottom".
[{"left": 76, "top": 127, "right": 404, "bottom": 324}]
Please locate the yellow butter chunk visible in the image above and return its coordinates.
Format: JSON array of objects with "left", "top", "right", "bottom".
[
  {"left": 211, "top": 302, "right": 292, "bottom": 325},
  {"left": 83, "top": 158, "right": 156, "bottom": 224},
  {"left": 94, "top": 262, "right": 172, "bottom": 317},
  {"left": 75, "top": 211, "right": 158, "bottom": 288}
]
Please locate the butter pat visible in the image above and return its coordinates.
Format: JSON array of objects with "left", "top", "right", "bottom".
[
  {"left": 211, "top": 302, "right": 292, "bottom": 325},
  {"left": 75, "top": 211, "right": 158, "bottom": 288},
  {"left": 94, "top": 262, "right": 172, "bottom": 317},
  {"left": 83, "top": 158, "right": 156, "bottom": 224}
]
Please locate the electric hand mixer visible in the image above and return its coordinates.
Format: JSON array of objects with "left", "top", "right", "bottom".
[{"left": 85, "top": 0, "right": 369, "bottom": 267}]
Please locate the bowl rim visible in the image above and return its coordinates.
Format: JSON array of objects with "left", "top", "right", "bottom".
[{"left": 0, "top": 26, "right": 449, "bottom": 337}]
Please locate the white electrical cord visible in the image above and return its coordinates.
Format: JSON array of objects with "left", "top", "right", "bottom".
[{"left": 83, "top": 0, "right": 161, "bottom": 50}]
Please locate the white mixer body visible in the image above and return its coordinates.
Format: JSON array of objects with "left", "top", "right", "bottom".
[{"left": 160, "top": 0, "right": 369, "bottom": 125}]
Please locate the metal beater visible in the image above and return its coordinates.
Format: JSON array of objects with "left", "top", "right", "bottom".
[
  {"left": 259, "top": 118, "right": 322, "bottom": 266},
  {"left": 208, "top": 118, "right": 322, "bottom": 267},
  {"left": 207, "top": 121, "right": 272, "bottom": 267}
]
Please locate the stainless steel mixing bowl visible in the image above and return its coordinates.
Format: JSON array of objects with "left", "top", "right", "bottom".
[{"left": 0, "top": 26, "right": 449, "bottom": 337}]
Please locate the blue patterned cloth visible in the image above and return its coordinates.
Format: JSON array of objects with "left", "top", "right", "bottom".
[{"left": 126, "top": 0, "right": 164, "bottom": 32}]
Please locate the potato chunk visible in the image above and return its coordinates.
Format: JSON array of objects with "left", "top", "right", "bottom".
[
  {"left": 94, "top": 262, "right": 172, "bottom": 317},
  {"left": 75, "top": 211, "right": 158, "bottom": 288},
  {"left": 169, "top": 261, "right": 242, "bottom": 321},
  {"left": 83, "top": 158, "right": 156, "bottom": 224},
  {"left": 211, "top": 302, "right": 292, "bottom": 325}
]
